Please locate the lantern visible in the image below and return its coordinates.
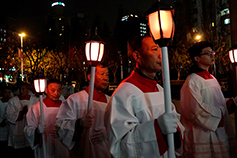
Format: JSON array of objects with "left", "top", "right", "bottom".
[
  {"left": 85, "top": 28, "right": 105, "bottom": 66},
  {"left": 146, "top": 1, "right": 175, "bottom": 157},
  {"left": 229, "top": 45, "right": 237, "bottom": 63},
  {"left": 146, "top": 1, "right": 174, "bottom": 47},
  {"left": 34, "top": 79, "right": 47, "bottom": 93},
  {"left": 85, "top": 28, "right": 105, "bottom": 112}
]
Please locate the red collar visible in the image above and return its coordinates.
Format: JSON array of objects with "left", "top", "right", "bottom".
[
  {"left": 123, "top": 70, "right": 159, "bottom": 93},
  {"left": 18, "top": 94, "right": 31, "bottom": 100},
  {"left": 195, "top": 71, "right": 213, "bottom": 79},
  {"left": 1, "top": 97, "right": 11, "bottom": 103},
  {"left": 43, "top": 97, "right": 62, "bottom": 107},
  {"left": 85, "top": 86, "right": 107, "bottom": 103}
]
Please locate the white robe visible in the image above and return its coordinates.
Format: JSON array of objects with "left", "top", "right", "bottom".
[
  {"left": 0, "top": 101, "right": 8, "bottom": 141},
  {"left": 104, "top": 82, "right": 184, "bottom": 158},
  {"left": 55, "top": 90, "right": 110, "bottom": 158},
  {"left": 24, "top": 101, "right": 69, "bottom": 158},
  {"left": 180, "top": 73, "right": 236, "bottom": 158},
  {"left": 6, "top": 95, "right": 37, "bottom": 148}
]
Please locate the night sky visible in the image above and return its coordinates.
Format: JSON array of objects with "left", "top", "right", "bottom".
[{"left": 0, "top": 0, "right": 174, "bottom": 36}]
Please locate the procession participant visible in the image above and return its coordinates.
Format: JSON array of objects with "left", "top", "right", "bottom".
[
  {"left": 56, "top": 62, "right": 110, "bottom": 158},
  {"left": 6, "top": 82, "right": 37, "bottom": 158},
  {"left": 180, "top": 41, "right": 236, "bottom": 158},
  {"left": 0, "top": 86, "right": 12, "bottom": 157},
  {"left": 24, "top": 78, "right": 69, "bottom": 158},
  {"left": 104, "top": 35, "right": 184, "bottom": 158}
]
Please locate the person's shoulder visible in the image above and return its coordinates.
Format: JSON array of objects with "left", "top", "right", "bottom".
[
  {"left": 8, "top": 96, "right": 18, "bottom": 102},
  {"left": 29, "top": 102, "right": 40, "bottom": 111},
  {"left": 65, "top": 90, "right": 87, "bottom": 101},
  {"left": 112, "top": 81, "right": 143, "bottom": 96}
]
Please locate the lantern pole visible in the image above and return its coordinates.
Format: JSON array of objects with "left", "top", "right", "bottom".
[
  {"left": 87, "top": 66, "right": 96, "bottom": 112},
  {"left": 146, "top": 1, "right": 175, "bottom": 157},
  {"left": 39, "top": 93, "right": 47, "bottom": 158},
  {"left": 161, "top": 45, "right": 175, "bottom": 158}
]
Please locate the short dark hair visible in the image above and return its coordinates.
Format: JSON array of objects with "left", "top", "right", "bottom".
[
  {"left": 47, "top": 79, "right": 62, "bottom": 86},
  {"left": 127, "top": 34, "right": 151, "bottom": 64},
  {"left": 19, "top": 82, "right": 30, "bottom": 89},
  {"left": 188, "top": 41, "right": 213, "bottom": 62},
  {"left": 87, "top": 62, "right": 108, "bottom": 75},
  {"left": 3, "top": 85, "right": 12, "bottom": 92}
]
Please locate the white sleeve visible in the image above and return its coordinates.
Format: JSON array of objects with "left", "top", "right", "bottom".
[
  {"left": 24, "top": 104, "right": 39, "bottom": 149},
  {"left": 6, "top": 98, "right": 20, "bottom": 124},
  {"left": 55, "top": 97, "right": 78, "bottom": 150}
]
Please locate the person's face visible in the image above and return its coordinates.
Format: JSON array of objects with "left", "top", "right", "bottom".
[
  {"left": 45, "top": 83, "right": 62, "bottom": 102},
  {"left": 137, "top": 36, "right": 162, "bottom": 74},
  {"left": 195, "top": 47, "right": 215, "bottom": 68},
  {"left": 4, "top": 89, "right": 12, "bottom": 98},
  {"left": 20, "top": 85, "right": 29, "bottom": 97},
  {"left": 94, "top": 65, "right": 109, "bottom": 92}
]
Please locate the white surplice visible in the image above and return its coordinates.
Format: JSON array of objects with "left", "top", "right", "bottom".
[
  {"left": 55, "top": 90, "right": 110, "bottom": 158},
  {"left": 180, "top": 73, "right": 236, "bottom": 158},
  {"left": 104, "top": 82, "right": 184, "bottom": 158},
  {"left": 6, "top": 95, "right": 37, "bottom": 148},
  {"left": 24, "top": 101, "right": 69, "bottom": 158}
]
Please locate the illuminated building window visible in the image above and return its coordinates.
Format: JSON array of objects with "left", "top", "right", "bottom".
[
  {"left": 51, "top": 2, "right": 65, "bottom": 7},
  {"left": 221, "top": 8, "right": 229, "bottom": 16},
  {"left": 224, "top": 18, "right": 230, "bottom": 24},
  {"left": 59, "top": 18, "right": 61, "bottom": 20},
  {"left": 212, "top": 22, "right": 214, "bottom": 27},
  {"left": 59, "top": 33, "right": 62, "bottom": 36}
]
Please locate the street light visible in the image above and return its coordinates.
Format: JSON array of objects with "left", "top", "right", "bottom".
[
  {"left": 146, "top": 1, "right": 175, "bottom": 157},
  {"left": 33, "top": 74, "right": 47, "bottom": 158},
  {"left": 195, "top": 34, "right": 202, "bottom": 42},
  {"left": 19, "top": 33, "right": 25, "bottom": 81},
  {"left": 85, "top": 28, "right": 105, "bottom": 112}
]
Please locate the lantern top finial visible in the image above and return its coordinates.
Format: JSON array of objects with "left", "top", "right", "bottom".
[{"left": 95, "top": 27, "right": 98, "bottom": 35}]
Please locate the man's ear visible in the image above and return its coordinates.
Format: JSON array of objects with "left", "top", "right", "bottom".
[
  {"left": 132, "top": 51, "right": 140, "bottom": 62},
  {"left": 45, "top": 88, "right": 48, "bottom": 95},
  {"left": 194, "top": 56, "right": 200, "bottom": 62},
  {"left": 87, "top": 74, "right": 91, "bottom": 82}
]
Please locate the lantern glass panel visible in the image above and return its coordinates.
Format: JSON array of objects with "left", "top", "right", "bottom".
[
  {"left": 90, "top": 42, "right": 100, "bottom": 61},
  {"left": 229, "top": 50, "right": 234, "bottom": 63},
  {"left": 148, "top": 10, "right": 173, "bottom": 40},
  {"left": 234, "top": 50, "right": 237, "bottom": 63},
  {"left": 229, "top": 49, "right": 237, "bottom": 63},
  {"left": 85, "top": 43, "right": 90, "bottom": 60},
  {"left": 34, "top": 79, "right": 46, "bottom": 93},
  {"left": 98, "top": 43, "right": 104, "bottom": 61}
]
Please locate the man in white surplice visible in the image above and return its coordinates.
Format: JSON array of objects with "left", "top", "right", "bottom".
[
  {"left": 180, "top": 41, "right": 236, "bottom": 158},
  {"left": 6, "top": 82, "right": 37, "bottom": 158},
  {"left": 104, "top": 35, "right": 184, "bottom": 158},
  {"left": 55, "top": 63, "right": 110, "bottom": 158},
  {"left": 24, "top": 79, "right": 69, "bottom": 158}
]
